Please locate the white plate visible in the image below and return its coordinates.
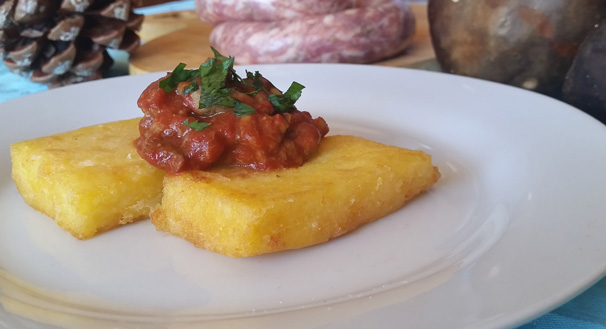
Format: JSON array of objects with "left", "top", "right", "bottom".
[{"left": 1, "top": 64, "right": 606, "bottom": 329}]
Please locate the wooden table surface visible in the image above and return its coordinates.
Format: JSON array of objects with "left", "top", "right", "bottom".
[{"left": 129, "top": 4, "right": 436, "bottom": 74}]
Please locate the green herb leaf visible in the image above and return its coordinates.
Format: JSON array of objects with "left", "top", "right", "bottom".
[
  {"left": 240, "top": 70, "right": 265, "bottom": 95},
  {"left": 200, "top": 88, "right": 235, "bottom": 108},
  {"left": 159, "top": 63, "right": 199, "bottom": 93},
  {"left": 198, "top": 57, "right": 237, "bottom": 108},
  {"left": 182, "top": 119, "right": 211, "bottom": 131},
  {"left": 282, "top": 81, "right": 305, "bottom": 101},
  {"left": 199, "top": 59, "right": 227, "bottom": 91},
  {"left": 269, "top": 81, "right": 305, "bottom": 112},
  {"left": 234, "top": 102, "right": 256, "bottom": 117},
  {"left": 251, "top": 71, "right": 266, "bottom": 91},
  {"left": 211, "top": 46, "right": 230, "bottom": 63},
  {"left": 159, "top": 49, "right": 305, "bottom": 115}
]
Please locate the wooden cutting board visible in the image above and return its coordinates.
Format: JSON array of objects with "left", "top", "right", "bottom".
[{"left": 129, "top": 4, "right": 435, "bottom": 75}]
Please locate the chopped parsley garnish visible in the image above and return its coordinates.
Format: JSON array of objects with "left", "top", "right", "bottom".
[
  {"left": 245, "top": 70, "right": 266, "bottom": 93},
  {"left": 234, "top": 102, "right": 256, "bottom": 117},
  {"left": 198, "top": 57, "right": 236, "bottom": 108},
  {"left": 182, "top": 119, "right": 211, "bottom": 131},
  {"left": 268, "top": 81, "right": 305, "bottom": 112},
  {"left": 160, "top": 47, "right": 305, "bottom": 130},
  {"left": 210, "top": 46, "right": 230, "bottom": 62},
  {"left": 159, "top": 63, "right": 199, "bottom": 93}
]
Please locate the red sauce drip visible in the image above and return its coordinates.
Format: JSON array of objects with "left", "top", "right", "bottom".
[{"left": 135, "top": 74, "right": 329, "bottom": 174}]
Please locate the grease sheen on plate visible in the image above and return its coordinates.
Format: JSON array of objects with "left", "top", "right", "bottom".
[{"left": 1, "top": 64, "right": 605, "bottom": 329}]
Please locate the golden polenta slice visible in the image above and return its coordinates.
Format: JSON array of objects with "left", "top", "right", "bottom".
[
  {"left": 10, "top": 118, "right": 165, "bottom": 239},
  {"left": 151, "top": 135, "right": 440, "bottom": 257}
]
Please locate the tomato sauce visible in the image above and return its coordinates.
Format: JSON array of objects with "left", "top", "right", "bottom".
[{"left": 135, "top": 74, "right": 329, "bottom": 174}]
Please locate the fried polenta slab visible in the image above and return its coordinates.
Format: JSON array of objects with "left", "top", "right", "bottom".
[
  {"left": 151, "top": 135, "right": 440, "bottom": 257},
  {"left": 10, "top": 118, "right": 165, "bottom": 239}
]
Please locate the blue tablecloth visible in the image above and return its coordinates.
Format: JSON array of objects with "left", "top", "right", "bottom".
[{"left": 1, "top": 1, "right": 605, "bottom": 328}]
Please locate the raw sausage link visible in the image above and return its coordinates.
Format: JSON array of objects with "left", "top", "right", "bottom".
[
  {"left": 196, "top": 0, "right": 356, "bottom": 25},
  {"left": 208, "top": 0, "right": 415, "bottom": 64}
]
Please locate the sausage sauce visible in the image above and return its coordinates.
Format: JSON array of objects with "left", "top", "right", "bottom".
[{"left": 135, "top": 56, "right": 329, "bottom": 174}]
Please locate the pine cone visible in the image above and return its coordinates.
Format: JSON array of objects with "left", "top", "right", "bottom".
[{"left": 0, "top": 0, "right": 143, "bottom": 87}]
